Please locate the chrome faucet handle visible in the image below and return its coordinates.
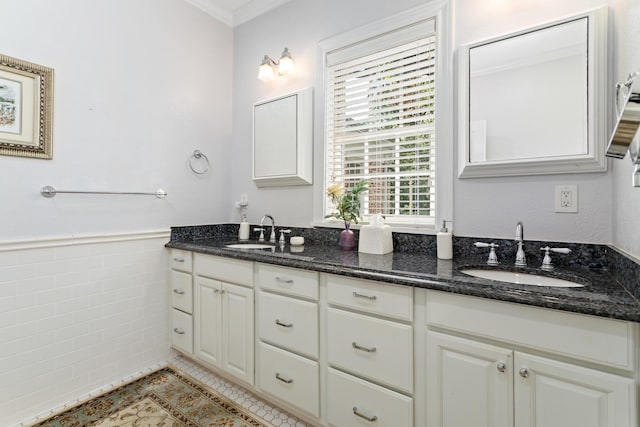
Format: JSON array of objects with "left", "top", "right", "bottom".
[
  {"left": 474, "top": 242, "right": 500, "bottom": 265},
  {"left": 515, "top": 241, "right": 527, "bottom": 267},
  {"left": 253, "top": 227, "right": 265, "bottom": 242},
  {"left": 540, "top": 246, "right": 572, "bottom": 271},
  {"left": 279, "top": 229, "right": 291, "bottom": 244}
]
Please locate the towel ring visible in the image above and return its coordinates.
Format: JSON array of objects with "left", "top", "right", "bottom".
[{"left": 189, "top": 150, "right": 209, "bottom": 174}]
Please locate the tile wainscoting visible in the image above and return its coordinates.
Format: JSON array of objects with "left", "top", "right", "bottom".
[{"left": 0, "top": 230, "right": 174, "bottom": 427}]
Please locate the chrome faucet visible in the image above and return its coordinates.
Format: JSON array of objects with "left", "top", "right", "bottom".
[
  {"left": 515, "top": 221, "right": 526, "bottom": 267},
  {"left": 259, "top": 214, "right": 276, "bottom": 243}
]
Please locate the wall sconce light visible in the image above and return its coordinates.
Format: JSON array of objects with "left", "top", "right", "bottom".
[{"left": 258, "top": 48, "right": 294, "bottom": 82}]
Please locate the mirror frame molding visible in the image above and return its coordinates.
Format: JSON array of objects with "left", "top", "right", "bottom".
[{"left": 457, "top": 6, "right": 608, "bottom": 178}]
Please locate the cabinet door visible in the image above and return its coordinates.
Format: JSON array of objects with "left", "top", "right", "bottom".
[
  {"left": 222, "top": 282, "right": 254, "bottom": 385},
  {"left": 427, "top": 331, "right": 513, "bottom": 427},
  {"left": 515, "top": 353, "right": 636, "bottom": 427},
  {"left": 194, "top": 276, "right": 222, "bottom": 367}
]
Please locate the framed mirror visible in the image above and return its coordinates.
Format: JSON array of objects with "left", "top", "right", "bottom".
[
  {"left": 253, "top": 87, "right": 313, "bottom": 187},
  {"left": 458, "top": 7, "right": 607, "bottom": 178}
]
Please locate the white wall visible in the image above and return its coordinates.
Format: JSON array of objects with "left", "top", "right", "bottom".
[
  {"left": 229, "top": 0, "right": 425, "bottom": 227},
  {"left": 0, "top": 233, "right": 171, "bottom": 426},
  {"left": 230, "top": 0, "right": 618, "bottom": 244},
  {"left": 612, "top": 0, "right": 640, "bottom": 258},
  {"left": 0, "top": 0, "right": 233, "bottom": 241}
]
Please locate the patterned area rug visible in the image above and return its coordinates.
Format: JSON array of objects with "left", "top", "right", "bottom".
[{"left": 30, "top": 366, "right": 273, "bottom": 427}]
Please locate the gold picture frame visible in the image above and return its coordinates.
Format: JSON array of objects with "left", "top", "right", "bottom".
[{"left": 0, "top": 54, "right": 53, "bottom": 159}]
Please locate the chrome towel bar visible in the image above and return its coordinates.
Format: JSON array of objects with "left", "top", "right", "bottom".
[{"left": 40, "top": 186, "right": 167, "bottom": 198}]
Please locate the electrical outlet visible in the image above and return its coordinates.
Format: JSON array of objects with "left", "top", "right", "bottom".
[{"left": 555, "top": 185, "right": 578, "bottom": 213}]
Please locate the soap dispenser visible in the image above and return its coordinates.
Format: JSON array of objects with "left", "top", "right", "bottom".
[
  {"left": 238, "top": 215, "right": 250, "bottom": 241},
  {"left": 437, "top": 220, "right": 453, "bottom": 260}
]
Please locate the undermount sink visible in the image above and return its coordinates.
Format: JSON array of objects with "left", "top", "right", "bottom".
[
  {"left": 460, "top": 269, "right": 585, "bottom": 288},
  {"left": 225, "top": 243, "right": 275, "bottom": 250}
]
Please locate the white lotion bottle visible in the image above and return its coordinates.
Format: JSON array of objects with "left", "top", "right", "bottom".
[
  {"left": 437, "top": 220, "right": 453, "bottom": 260},
  {"left": 238, "top": 215, "right": 250, "bottom": 240}
]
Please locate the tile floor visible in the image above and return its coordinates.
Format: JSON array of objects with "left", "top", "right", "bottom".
[
  {"left": 21, "top": 354, "right": 308, "bottom": 427},
  {"left": 172, "top": 355, "right": 308, "bottom": 427}
]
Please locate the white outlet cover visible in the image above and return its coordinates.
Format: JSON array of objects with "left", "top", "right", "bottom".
[{"left": 555, "top": 184, "right": 578, "bottom": 213}]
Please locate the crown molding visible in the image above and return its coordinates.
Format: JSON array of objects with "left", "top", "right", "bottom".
[
  {"left": 233, "top": 0, "right": 292, "bottom": 26},
  {"left": 183, "top": 0, "right": 233, "bottom": 27}
]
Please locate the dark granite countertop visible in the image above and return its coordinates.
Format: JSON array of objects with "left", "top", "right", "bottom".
[{"left": 167, "top": 227, "right": 640, "bottom": 323}]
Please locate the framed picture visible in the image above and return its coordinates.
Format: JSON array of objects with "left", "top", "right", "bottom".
[{"left": 0, "top": 54, "right": 53, "bottom": 159}]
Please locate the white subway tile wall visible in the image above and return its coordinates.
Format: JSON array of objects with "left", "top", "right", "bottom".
[{"left": 0, "top": 232, "right": 173, "bottom": 427}]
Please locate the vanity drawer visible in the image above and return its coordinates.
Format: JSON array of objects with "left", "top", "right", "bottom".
[
  {"left": 257, "top": 263, "right": 318, "bottom": 300},
  {"left": 327, "top": 274, "right": 413, "bottom": 321},
  {"left": 171, "top": 270, "right": 192, "bottom": 314},
  {"left": 171, "top": 308, "right": 193, "bottom": 354},
  {"left": 170, "top": 249, "right": 192, "bottom": 272},
  {"left": 327, "top": 307, "right": 413, "bottom": 393},
  {"left": 258, "top": 342, "right": 319, "bottom": 417},
  {"left": 194, "top": 253, "right": 253, "bottom": 287},
  {"left": 327, "top": 368, "right": 413, "bottom": 427},
  {"left": 426, "top": 291, "right": 637, "bottom": 370},
  {"left": 258, "top": 291, "right": 318, "bottom": 359}
]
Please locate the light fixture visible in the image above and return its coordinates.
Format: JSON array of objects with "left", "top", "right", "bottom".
[{"left": 258, "top": 47, "right": 294, "bottom": 81}]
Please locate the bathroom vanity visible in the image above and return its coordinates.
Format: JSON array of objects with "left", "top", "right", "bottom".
[{"left": 166, "top": 227, "right": 639, "bottom": 427}]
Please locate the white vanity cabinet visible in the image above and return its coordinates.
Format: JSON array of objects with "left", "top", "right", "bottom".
[
  {"left": 325, "top": 274, "right": 414, "bottom": 426},
  {"left": 256, "top": 263, "right": 320, "bottom": 418},
  {"left": 193, "top": 254, "right": 254, "bottom": 386},
  {"left": 426, "top": 291, "right": 638, "bottom": 427},
  {"left": 170, "top": 249, "right": 193, "bottom": 354}
]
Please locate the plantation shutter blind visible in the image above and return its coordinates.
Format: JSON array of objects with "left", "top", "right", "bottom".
[{"left": 325, "top": 18, "right": 437, "bottom": 226}]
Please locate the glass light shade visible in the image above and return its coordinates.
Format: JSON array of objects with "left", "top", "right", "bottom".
[
  {"left": 278, "top": 56, "right": 294, "bottom": 75},
  {"left": 258, "top": 63, "right": 275, "bottom": 81}
]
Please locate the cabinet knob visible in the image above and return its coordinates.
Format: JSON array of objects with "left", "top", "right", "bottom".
[
  {"left": 497, "top": 362, "right": 506, "bottom": 372},
  {"left": 352, "top": 341, "right": 377, "bottom": 353},
  {"left": 352, "top": 406, "right": 378, "bottom": 422},
  {"left": 275, "top": 319, "right": 293, "bottom": 328},
  {"left": 275, "top": 373, "right": 294, "bottom": 384},
  {"left": 519, "top": 367, "right": 529, "bottom": 378},
  {"left": 353, "top": 291, "right": 377, "bottom": 301}
]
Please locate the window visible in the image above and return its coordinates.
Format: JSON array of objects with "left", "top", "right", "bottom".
[{"left": 324, "top": 18, "right": 439, "bottom": 227}]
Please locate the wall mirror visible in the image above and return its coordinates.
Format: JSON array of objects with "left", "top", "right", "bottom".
[
  {"left": 458, "top": 7, "right": 607, "bottom": 178},
  {"left": 253, "top": 87, "right": 313, "bottom": 187}
]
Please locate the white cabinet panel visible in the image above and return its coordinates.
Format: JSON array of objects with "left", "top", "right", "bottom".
[
  {"left": 427, "top": 331, "right": 513, "bottom": 427},
  {"left": 170, "top": 249, "right": 192, "bottom": 272},
  {"left": 327, "top": 274, "right": 413, "bottom": 321},
  {"left": 194, "top": 276, "right": 222, "bottom": 367},
  {"left": 171, "top": 308, "right": 193, "bottom": 354},
  {"left": 222, "top": 282, "right": 254, "bottom": 384},
  {"left": 194, "top": 253, "right": 253, "bottom": 287},
  {"left": 257, "top": 263, "right": 318, "bottom": 300},
  {"left": 327, "top": 368, "right": 413, "bottom": 427},
  {"left": 171, "top": 270, "right": 192, "bottom": 314},
  {"left": 327, "top": 307, "right": 413, "bottom": 393},
  {"left": 514, "top": 353, "right": 636, "bottom": 427},
  {"left": 258, "top": 342, "right": 319, "bottom": 417},
  {"left": 258, "top": 291, "right": 318, "bottom": 359}
]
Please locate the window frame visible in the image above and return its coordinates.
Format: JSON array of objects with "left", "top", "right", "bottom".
[{"left": 314, "top": 1, "right": 453, "bottom": 233}]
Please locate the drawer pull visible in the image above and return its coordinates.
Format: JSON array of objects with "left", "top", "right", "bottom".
[
  {"left": 352, "top": 407, "right": 378, "bottom": 422},
  {"left": 275, "top": 373, "right": 294, "bottom": 384},
  {"left": 275, "top": 276, "right": 294, "bottom": 284},
  {"left": 275, "top": 319, "right": 293, "bottom": 328},
  {"left": 352, "top": 341, "right": 377, "bottom": 353},
  {"left": 173, "top": 328, "right": 185, "bottom": 335},
  {"left": 173, "top": 257, "right": 185, "bottom": 263},
  {"left": 352, "top": 291, "right": 377, "bottom": 301},
  {"left": 173, "top": 289, "right": 185, "bottom": 295}
]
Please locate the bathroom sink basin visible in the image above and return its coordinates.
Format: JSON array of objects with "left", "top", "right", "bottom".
[
  {"left": 225, "top": 243, "right": 275, "bottom": 250},
  {"left": 460, "top": 269, "right": 585, "bottom": 288}
]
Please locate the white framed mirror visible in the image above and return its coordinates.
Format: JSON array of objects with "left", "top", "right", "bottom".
[
  {"left": 253, "top": 87, "right": 313, "bottom": 187},
  {"left": 458, "top": 7, "right": 608, "bottom": 178}
]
